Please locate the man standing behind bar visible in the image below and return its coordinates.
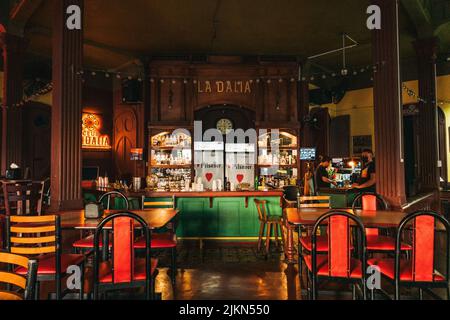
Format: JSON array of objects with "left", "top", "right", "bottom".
[
  {"left": 352, "top": 149, "right": 376, "bottom": 192},
  {"left": 315, "top": 156, "right": 337, "bottom": 191}
]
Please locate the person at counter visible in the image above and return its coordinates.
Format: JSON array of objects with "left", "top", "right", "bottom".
[
  {"left": 351, "top": 149, "right": 376, "bottom": 192},
  {"left": 315, "top": 156, "right": 337, "bottom": 190}
]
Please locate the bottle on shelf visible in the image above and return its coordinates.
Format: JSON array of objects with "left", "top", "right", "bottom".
[{"left": 225, "top": 177, "right": 231, "bottom": 191}]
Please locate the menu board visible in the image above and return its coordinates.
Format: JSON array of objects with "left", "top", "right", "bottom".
[{"left": 300, "top": 148, "right": 316, "bottom": 161}]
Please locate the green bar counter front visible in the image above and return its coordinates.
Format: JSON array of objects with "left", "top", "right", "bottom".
[{"left": 83, "top": 189, "right": 283, "bottom": 240}]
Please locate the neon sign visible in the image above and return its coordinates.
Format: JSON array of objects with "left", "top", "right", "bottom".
[{"left": 82, "top": 113, "right": 111, "bottom": 150}]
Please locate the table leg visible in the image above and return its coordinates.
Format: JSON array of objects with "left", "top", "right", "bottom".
[{"left": 284, "top": 220, "right": 296, "bottom": 264}]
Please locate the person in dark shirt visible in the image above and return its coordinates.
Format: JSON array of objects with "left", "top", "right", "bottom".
[
  {"left": 315, "top": 156, "right": 337, "bottom": 190},
  {"left": 352, "top": 149, "right": 376, "bottom": 192}
]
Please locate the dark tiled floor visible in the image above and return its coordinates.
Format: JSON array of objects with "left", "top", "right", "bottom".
[{"left": 6, "top": 240, "right": 445, "bottom": 300}]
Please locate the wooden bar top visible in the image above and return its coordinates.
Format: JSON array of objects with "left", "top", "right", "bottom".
[{"left": 83, "top": 187, "right": 283, "bottom": 198}]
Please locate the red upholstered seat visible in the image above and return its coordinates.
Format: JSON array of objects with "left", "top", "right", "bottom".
[
  {"left": 72, "top": 235, "right": 111, "bottom": 249},
  {"left": 368, "top": 258, "right": 445, "bottom": 282},
  {"left": 300, "top": 236, "right": 328, "bottom": 252},
  {"left": 300, "top": 235, "right": 355, "bottom": 252},
  {"left": 134, "top": 233, "right": 177, "bottom": 249},
  {"left": 304, "top": 254, "right": 363, "bottom": 279},
  {"left": 366, "top": 235, "right": 412, "bottom": 251},
  {"left": 15, "top": 254, "right": 84, "bottom": 275},
  {"left": 99, "top": 258, "right": 158, "bottom": 283}
]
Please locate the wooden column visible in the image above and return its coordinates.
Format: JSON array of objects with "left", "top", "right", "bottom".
[
  {"left": 50, "top": 0, "right": 84, "bottom": 211},
  {"left": 372, "top": 0, "right": 406, "bottom": 207},
  {"left": 414, "top": 37, "right": 440, "bottom": 191},
  {"left": 0, "top": 33, "right": 27, "bottom": 173}
]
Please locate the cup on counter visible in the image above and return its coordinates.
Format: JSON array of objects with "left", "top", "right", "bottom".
[{"left": 132, "top": 177, "right": 142, "bottom": 191}]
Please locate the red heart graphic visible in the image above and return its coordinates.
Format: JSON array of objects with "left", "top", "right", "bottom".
[
  {"left": 236, "top": 174, "right": 244, "bottom": 183},
  {"left": 205, "top": 173, "right": 213, "bottom": 182}
]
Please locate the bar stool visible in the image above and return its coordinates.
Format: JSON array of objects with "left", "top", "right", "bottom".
[{"left": 254, "top": 199, "right": 284, "bottom": 255}]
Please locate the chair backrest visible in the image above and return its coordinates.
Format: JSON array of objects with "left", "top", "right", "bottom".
[
  {"left": 352, "top": 192, "right": 389, "bottom": 212},
  {"left": 6, "top": 215, "right": 60, "bottom": 258},
  {"left": 2, "top": 181, "right": 43, "bottom": 215},
  {"left": 99, "top": 191, "right": 130, "bottom": 210},
  {"left": 41, "top": 178, "right": 51, "bottom": 208},
  {"left": 396, "top": 210, "right": 450, "bottom": 283},
  {"left": 141, "top": 195, "right": 175, "bottom": 209},
  {"left": 0, "top": 252, "right": 37, "bottom": 300},
  {"left": 283, "top": 185, "right": 300, "bottom": 202},
  {"left": 32, "top": 181, "right": 45, "bottom": 214},
  {"left": 311, "top": 210, "right": 367, "bottom": 279},
  {"left": 352, "top": 192, "right": 389, "bottom": 236},
  {"left": 254, "top": 199, "right": 268, "bottom": 222},
  {"left": 94, "top": 211, "right": 152, "bottom": 287},
  {"left": 298, "top": 196, "right": 331, "bottom": 209}
]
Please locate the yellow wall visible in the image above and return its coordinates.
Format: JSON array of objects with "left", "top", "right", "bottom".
[
  {"left": 438, "top": 75, "right": 450, "bottom": 181},
  {"left": 324, "top": 76, "right": 450, "bottom": 179}
]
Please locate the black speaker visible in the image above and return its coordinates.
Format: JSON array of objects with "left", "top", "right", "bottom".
[
  {"left": 122, "top": 79, "right": 142, "bottom": 103},
  {"left": 309, "top": 89, "right": 333, "bottom": 105}
]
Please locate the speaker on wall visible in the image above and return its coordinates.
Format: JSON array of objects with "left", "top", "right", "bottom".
[{"left": 122, "top": 79, "right": 142, "bottom": 103}]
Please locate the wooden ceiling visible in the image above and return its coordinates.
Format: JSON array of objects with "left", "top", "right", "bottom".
[{"left": 23, "top": 0, "right": 426, "bottom": 69}]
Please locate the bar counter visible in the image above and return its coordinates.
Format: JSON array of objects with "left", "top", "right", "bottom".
[{"left": 83, "top": 187, "right": 283, "bottom": 239}]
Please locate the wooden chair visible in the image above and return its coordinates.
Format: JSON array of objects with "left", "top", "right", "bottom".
[
  {"left": 5, "top": 215, "right": 85, "bottom": 300},
  {"left": 298, "top": 195, "right": 331, "bottom": 208},
  {"left": 93, "top": 211, "right": 158, "bottom": 300},
  {"left": 135, "top": 195, "right": 178, "bottom": 285},
  {"left": 305, "top": 210, "right": 367, "bottom": 300},
  {"left": 0, "top": 252, "right": 38, "bottom": 300},
  {"left": 369, "top": 210, "right": 450, "bottom": 300},
  {"left": 254, "top": 199, "right": 284, "bottom": 255},
  {"left": 2, "top": 180, "right": 43, "bottom": 216}
]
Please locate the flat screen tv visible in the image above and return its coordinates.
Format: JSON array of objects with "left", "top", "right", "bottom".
[
  {"left": 300, "top": 148, "right": 316, "bottom": 161},
  {"left": 82, "top": 166, "right": 99, "bottom": 181}
]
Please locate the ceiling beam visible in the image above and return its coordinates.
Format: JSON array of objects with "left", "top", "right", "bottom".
[
  {"left": 400, "top": 0, "right": 434, "bottom": 38},
  {"left": 27, "top": 26, "right": 139, "bottom": 68}
]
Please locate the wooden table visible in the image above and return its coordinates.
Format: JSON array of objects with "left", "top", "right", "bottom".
[
  {"left": 58, "top": 208, "right": 178, "bottom": 230},
  {"left": 57, "top": 208, "right": 178, "bottom": 261},
  {"left": 283, "top": 207, "right": 408, "bottom": 264}
]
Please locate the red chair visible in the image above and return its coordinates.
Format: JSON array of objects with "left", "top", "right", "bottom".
[
  {"left": 6, "top": 215, "right": 85, "bottom": 300},
  {"left": 352, "top": 192, "right": 411, "bottom": 252},
  {"left": 93, "top": 211, "right": 158, "bottom": 300},
  {"left": 297, "top": 196, "right": 331, "bottom": 280},
  {"left": 72, "top": 191, "right": 129, "bottom": 253},
  {"left": 134, "top": 196, "right": 177, "bottom": 285},
  {"left": 368, "top": 210, "right": 450, "bottom": 300},
  {"left": 304, "top": 210, "right": 367, "bottom": 300}
]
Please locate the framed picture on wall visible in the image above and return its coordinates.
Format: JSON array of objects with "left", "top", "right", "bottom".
[{"left": 352, "top": 135, "right": 372, "bottom": 156}]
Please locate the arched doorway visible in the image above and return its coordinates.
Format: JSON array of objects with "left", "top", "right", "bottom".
[
  {"left": 22, "top": 102, "right": 51, "bottom": 180},
  {"left": 194, "top": 104, "right": 256, "bottom": 189}
]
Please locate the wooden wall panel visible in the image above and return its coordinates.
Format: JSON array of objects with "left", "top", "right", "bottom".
[{"left": 148, "top": 59, "right": 298, "bottom": 128}]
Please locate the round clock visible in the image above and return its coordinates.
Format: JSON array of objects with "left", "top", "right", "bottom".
[{"left": 216, "top": 118, "right": 233, "bottom": 135}]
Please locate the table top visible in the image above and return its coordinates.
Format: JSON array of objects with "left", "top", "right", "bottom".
[
  {"left": 57, "top": 209, "right": 179, "bottom": 230},
  {"left": 286, "top": 207, "right": 409, "bottom": 228}
]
